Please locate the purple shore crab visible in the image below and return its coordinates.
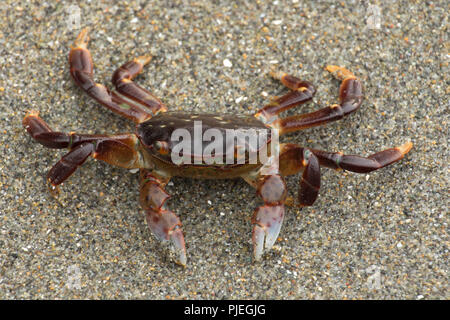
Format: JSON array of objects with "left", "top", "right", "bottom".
[{"left": 23, "top": 29, "right": 412, "bottom": 266}]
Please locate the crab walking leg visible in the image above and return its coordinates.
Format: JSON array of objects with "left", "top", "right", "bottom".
[
  {"left": 46, "top": 143, "right": 95, "bottom": 186},
  {"left": 243, "top": 173, "right": 288, "bottom": 261},
  {"left": 270, "top": 70, "right": 315, "bottom": 91},
  {"left": 23, "top": 111, "right": 142, "bottom": 186},
  {"left": 22, "top": 110, "right": 68, "bottom": 148},
  {"left": 278, "top": 144, "right": 321, "bottom": 207},
  {"left": 310, "top": 142, "right": 413, "bottom": 173},
  {"left": 69, "top": 28, "right": 153, "bottom": 123},
  {"left": 255, "top": 72, "right": 315, "bottom": 123},
  {"left": 139, "top": 170, "right": 186, "bottom": 266},
  {"left": 111, "top": 57, "right": 167, "bottom": 116},
  {"left": 272, "top": 66, "right": 363, "bottom": 134}
]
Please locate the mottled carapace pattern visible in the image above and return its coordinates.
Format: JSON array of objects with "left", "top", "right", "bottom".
[{"left": 137, "top": 112, "right": 271, "bottom": 165}]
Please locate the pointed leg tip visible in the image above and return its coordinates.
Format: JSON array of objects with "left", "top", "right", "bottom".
[
  {"left": 397, "top": 141, "right": 413, "bottom": 155},
  {"left": 269, "top": 69, "right": 285, "bottom": 80},
  {"left": 47, "top": 179, "right": 60, "bottom": 195},
  {"left": 24, "top": 109, "right": 39, "bottom": 119},
  {"left": 175, "top": 252, "right": 187, "bottom": 268},
  {"left": 23, "top": 110, "right": 40, "bottom": 126},
  {"left": 73, "top": 28, "right": 90, "bottom": 49},
  {"left": 174, "top": 252, "right": 187, "bottom": 267},
  {"left": 135, "top": 55, "right": 152, "bottom": 66},
  {"left": 79, "top": 27, "right": 90, "bottom": 38},
  {"left": 326, "top": 65, "right": 356, "bottom": 80},
  {"left": 170, "top": 228, "right": 187, "bottom": 267},
  {"left": 325, "top": 65, "right": 340, "bottom": 73}
]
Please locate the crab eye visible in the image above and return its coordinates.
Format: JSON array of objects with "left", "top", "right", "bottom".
[{"left": 153, "top": 141, "right": 169, "bottom": 155}]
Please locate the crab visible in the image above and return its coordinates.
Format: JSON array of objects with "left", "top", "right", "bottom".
[{"left": 23, "top": 29, "right": 412, "bottom": 266}]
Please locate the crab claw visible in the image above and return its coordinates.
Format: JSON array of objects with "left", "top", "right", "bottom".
[
  {"left": 169, "top": 227, "right": 187, "bottom": 267},
  {"left": 145, "top": 208, "right": 187, "bottom": 266},
  {"left": 252, "top": 205, "right": 285, "bottom": 261}
]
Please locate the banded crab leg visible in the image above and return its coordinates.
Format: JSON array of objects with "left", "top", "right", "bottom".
[
  {"left": 23, "top": 111, "right": 142, "bottom": 187},
  {"left": 111, "top": 56, "right": 167, "bottom": 116},
  {"left": 69, "top": 29, "right": 156, "bottom": 123},
  {"left": 255, "top": 71, "right": 316, "bottom": 124},
  {"left": 310, "top": 142, "right": 413, "bottom": 173},
  {"left": 271, "top": 66, "right": 364, "bottom": 134},
  {"left": 139, "top": 170, "right": 186, "bottom": 266},
  {"left": 278, "top": 142, "right": 413, "bottom": 207}
]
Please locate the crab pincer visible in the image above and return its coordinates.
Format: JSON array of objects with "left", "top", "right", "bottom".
[
  {"left": 145, "top": 208, "right": 187, "bottom": 266},
  {"left": 251, "top": 174, "right": 288, "bottom": 261},
  {"left": 252, "top": 205, "right": 285, "bottom": 261}
]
